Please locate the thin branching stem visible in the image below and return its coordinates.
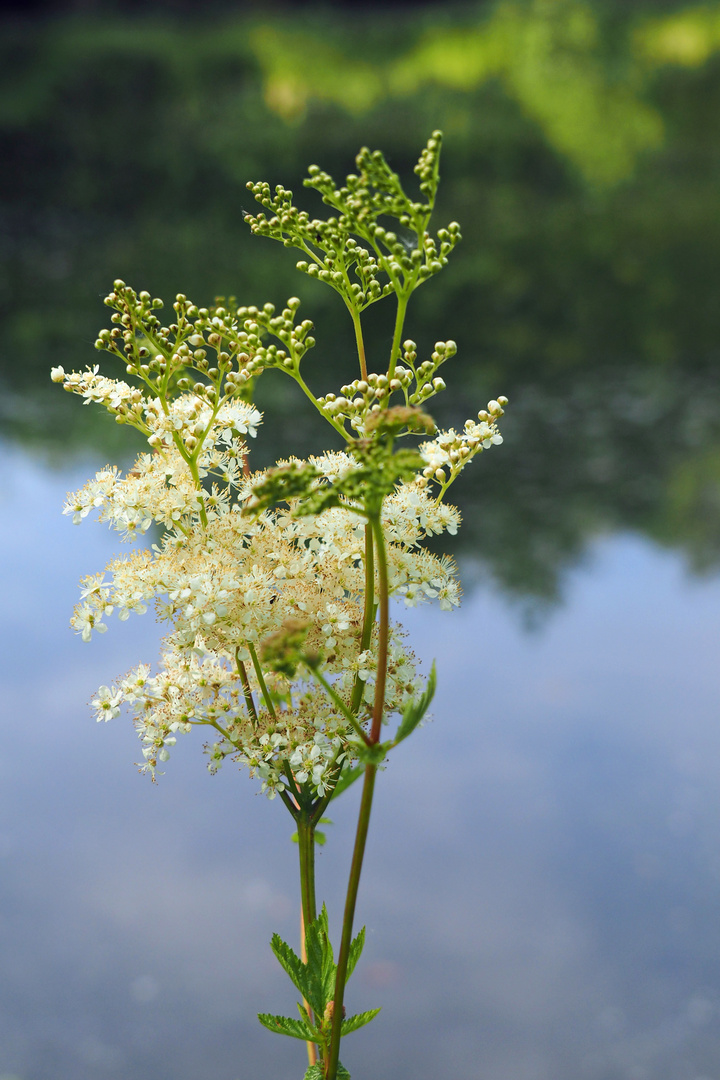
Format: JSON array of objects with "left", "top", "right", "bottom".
[
  {"left": 247, "top": 640, "right": 277, "bottom": 720},
  {"left": 350, "top": 306, "right": 368, "bottom": 382},
  {"left": 235, "top": 651, "right": 258, "bottom": 727},
  {"left": 326, "top": 509, "right": 390, "bottom": 1079},
  {"left": 369, "top": 512, "right": 390, "bottom": 745},
  {"left": 351, "top": 523, "right": 375, "bottom": 715},
  {"left": 297, "top": 810, "right": 318, "bottom": 930},
  {"left": 308, "top": 664, "right": 370, "bottom": 745},
  {"left": 292, "top": 370, "right": 351, "bottom": 440},
  {"left": 326, "top": 762, "right": 378, "bottom": 1080},
  {"left": 389, "top": 293, "right": 409, "bottom": 378},
  {"left": 300, "top": 903, "right": 318, "bottom": 1069}
]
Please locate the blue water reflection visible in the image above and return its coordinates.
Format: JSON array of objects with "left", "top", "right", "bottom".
[{"left": 1, "top": 445, "right": 720, "bottom": 1080}]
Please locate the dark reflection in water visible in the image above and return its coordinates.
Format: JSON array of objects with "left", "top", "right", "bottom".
[
  {"left": 1, "top": 450, "right": 720, "bottom": 1080},
  {"left": 4, "top": 0, "right": 720, "bottom": 601}
]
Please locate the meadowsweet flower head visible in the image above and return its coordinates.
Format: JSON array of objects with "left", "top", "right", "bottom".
[{"left": 55, "top": 134, "right": 506, "bottom": 804}]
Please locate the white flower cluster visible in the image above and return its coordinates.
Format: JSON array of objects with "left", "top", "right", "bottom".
[
  {"left": 61, "top": 366, "right": 464, "bottom": 793},
  {"left": 419, "top": 398, "right": 507, "bottom": 490},
  {"left": 52, "top": 365, "right": 261, "bottom": 459}
]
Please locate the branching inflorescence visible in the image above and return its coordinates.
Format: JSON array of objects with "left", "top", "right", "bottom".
[{"left": 54, "top": 131, "right": 506, "bottom": 1080}]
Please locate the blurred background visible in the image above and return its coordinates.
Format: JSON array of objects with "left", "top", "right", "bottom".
[{"left": 2, "top": 1, "right": 720, "bottom": 1078}]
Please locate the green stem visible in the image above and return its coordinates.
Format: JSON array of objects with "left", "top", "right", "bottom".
[
  {"left": 282, "top": 760, "right": 305, "bottom": 807},
  {"left": 369, "top": 513, "right": 390, "bottom": 745},
  {"left": 278, "top": 785, "right": 299, "bottom": 817},
  {"left": 326, "top": 511, "right": 390, "bottom": 1079},
  {"left": 308, "top": 664, "right": 370, "bottom": 745},
  {"left": 325, "top": 763, "right": 377, "bottom": 1080},
  {"left": 292, "top": 370, "right": 350, "bottom": 440},
  {"left": 297, "top": 809, "right": 320, "bottom": 1069},
  {"left": 350, "top": 523, "right": 375, "bottom": 715},
  {"left": 171, "top": 431, "right": 209, "bottom": 528},
  {"left": 247, "top": 641, "right": 277, "bottom": 719},
  {"left": 205, "top": 717, "right": 237, "bottom": 745},
  {"left": 297, "top": 809, "right": 318, "bottom": 930},
  {"left": 387, "top": 292, "right": 409, "bottom": 387},
  {"left": 350, "top": 306, "right": 368, "bottom": 382},
  {"left": 235, "top": 652, "right": 258, "bottom": 727}
]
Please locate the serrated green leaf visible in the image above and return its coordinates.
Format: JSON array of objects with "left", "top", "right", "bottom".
[
  {"left": 304, "top": 905, "right": 336, "bottom": 1015},
  {"left": 257, "top": 1012, "right": 315, "bottom": 1041},
  {"left": 297, "top": 1001, "right": 320, "bottom": 1038},
  {"left": 330, "top": 763, "right": 364, "bottom": 800},
  {"left": 270, "top": 933, "right": 309, "bottom": 999},
  {"left": 307, "top": 1064, "right": 349, "bottom": 1079},
  {"left": 342, "top": 1007, "right": 382, "bottom": 1035},
  {"left": 303, "top": 1064, "right": 352, "bottom": 1080},
  {"left": 346, "top": 925, "right": 365, "bottom": 982},
  {"left": 394, "top": 661, "right": 436, "bottom": 745}
]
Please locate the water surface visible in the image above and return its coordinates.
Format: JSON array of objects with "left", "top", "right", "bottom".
[{"left": 2, "top": 446, "right": 719, "bottom": 1080}]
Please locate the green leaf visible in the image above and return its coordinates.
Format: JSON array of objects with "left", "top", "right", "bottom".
[
  {"left": 342, "top": 1007, "right": 382, "bottom": 1035},
  {"left": 257, "top": 1012, "right": 315, "bottom": 1041},
  {"left": 330, "top": 763, "right": 364, "bottom": 800},
  {"left": 297, "top": 1001, "right": 318, "bottom": 1031},
  {"left": 269, "top": 933, "right": 309, "bottom": 999},
  {"left": 305, "top": 904, "right": 336, "bottom": 1014},
  {"left": 243, "top": 461, "right": 322, "bottom": 516},
  {"left": 352, "top": 740, "right": 389, "bottom": 766},
  {"left": 302, "top": 907, "right": 336, "bottom": 1015},
  {"left": 303, "top": 1064, "right": 350, "bottom": 1080},
  {"left": 394, "top": 662, "right": 436, "bottom": 745},
  {"left": 346, "top": 925, "right": 365, "bottom": 982},
  {"left": 296, "top": 1001, "right": 321, "bottom": 1041},
  {"left": 314, "top": 817, "right": 332, "bottom": 844},
  {"left": 291, "top": 824, "right": 329, "bottom": 846}
]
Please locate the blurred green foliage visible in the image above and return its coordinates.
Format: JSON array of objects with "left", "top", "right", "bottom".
[{"left": 3, "top": 0, "right": 720, "bottom": 604}]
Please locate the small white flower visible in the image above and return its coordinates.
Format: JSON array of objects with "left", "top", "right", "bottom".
[{"left": 91, "top": 686, "right": 122, "bottom": 722}]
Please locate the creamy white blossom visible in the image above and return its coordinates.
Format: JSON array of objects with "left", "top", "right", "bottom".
[{"left": 57, "top": 320, "right": 504, "bottom": 794}]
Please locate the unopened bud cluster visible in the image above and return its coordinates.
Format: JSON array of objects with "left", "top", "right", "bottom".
[
  {"left": 313, "top": 339, "right": 456, "bottom": 435},
  {"left": 245, "top": 132, "right": 462, "bottom": 317}
]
